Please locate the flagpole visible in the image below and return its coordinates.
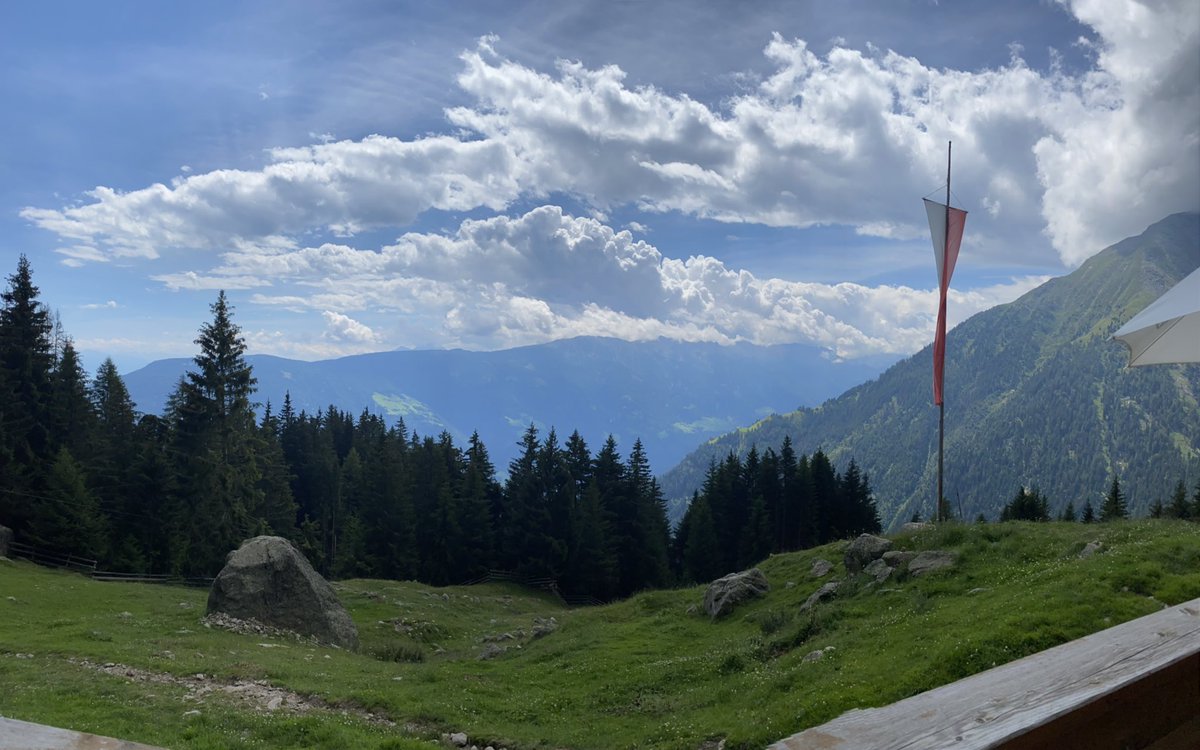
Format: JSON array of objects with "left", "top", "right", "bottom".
[{"left": 938, "top": 141, "right": 951, "bottom": 523}]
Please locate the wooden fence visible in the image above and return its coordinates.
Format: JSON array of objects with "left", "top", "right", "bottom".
[{"left": 8, "top": 541, "right": 212, "bottom": 587}]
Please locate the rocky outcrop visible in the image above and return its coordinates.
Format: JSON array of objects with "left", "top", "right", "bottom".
[
  {"left": 703, "top": 568, "right": 770, "bottom": 619},
  {"left": 844, "top": 534, "right": 893, "bottom": 573},
  {"left": 206, "top": 536, "right": 359, "bottom": 650},
  {"left": 800, "top": 581, "right": 840, "bottom": 612},
  {"left": 810, "top": 559, "right": 833, "bottom": 578},
  {"left": 1079, "top": 540, "right": 1104, "bottom": 558}
]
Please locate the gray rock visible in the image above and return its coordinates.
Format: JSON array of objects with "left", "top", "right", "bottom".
[
  {"left": 703, "top": 568, "right": 770, "bottom": 619},
  {"left": 206, "top": 536, "right": 359, "bottom": 650},
  {"left": 881, "top": 551, "right": 918, "bottom": 568},
  {"left": 908, "top": 550, "right": 958, "bottom": 577},
  {"left": 801, "top": 649, "right": 825, "bottom": 663},
  {"left": 810, "top": 559, "right": 833, "bottom": 578},
  {"left": 1080, "top": 540, "right": 1103, "bottom": 558},
  {"left": 0, "top": 524, "right": 11, "bottom": 557},
  {"left": 844, "top": 534, "right": 893, "bottom": 573},
  {"left": 478, "top": 643, "right": 507, "bottom": 660},
  {"left": 449, "top": 732, "right": 469, "bottom": 747},
  {"left": 800, "top": 581, "right": 840, "bottom": 612},
  {"left": 863, "top": 558, "right": 892, "bottom": 583}
]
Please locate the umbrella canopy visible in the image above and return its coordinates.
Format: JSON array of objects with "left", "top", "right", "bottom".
[{"left": 1113, "top": 266, "right": 1200, "bottom": 366}]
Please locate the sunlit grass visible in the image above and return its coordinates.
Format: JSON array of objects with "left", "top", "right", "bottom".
[{"left": 2, "top": 519, "right": 1198, "bottom": 749}]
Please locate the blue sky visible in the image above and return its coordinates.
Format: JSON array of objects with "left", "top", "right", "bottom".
[{"left": 2, "top": 0, "right": 1197, "bottom": 372}]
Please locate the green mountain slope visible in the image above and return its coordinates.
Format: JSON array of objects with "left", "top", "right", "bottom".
[
  {"left": 662, "top": 213, "right": 1200, "bottom": 528},
  {"left": 2, "top": 522, "right": 1199, "bottom": 749}
]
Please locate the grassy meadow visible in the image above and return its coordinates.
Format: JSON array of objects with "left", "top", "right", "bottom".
[{"left": 2, "top": 519, "right": 1200, "bottom": 749}]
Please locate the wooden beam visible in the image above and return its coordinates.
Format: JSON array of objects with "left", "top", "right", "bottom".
[{"left": 769, "top": 598, "right": 1200, "bottom": 749}]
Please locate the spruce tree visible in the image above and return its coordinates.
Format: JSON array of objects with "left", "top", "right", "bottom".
[
  {"left": 1167, "top": 479, "right": 1189, "bottom": 519},
  {"left": 681, "top": 494, "right": 721, "bottom": 583},
  {"left": 0, "top": 255, "right": 55, "bottom": 532},
  {"left": 1059, "top": 500, "right": 1077, "bottom": 522},
  {"left": 1081, "top": 500, "right": 1096, "bottom": 523},
  {"left": 49, "top": 339, "right": 96, "bottom": 461},
  {"left": 1100, "top": 476, "right": 1128, "bottom": 522},
  {"left": 26, "top": 447, "right": 108, "bottom": 557},
  {"left": 169, "top": 291, "right": 264, "bottom": 574}
]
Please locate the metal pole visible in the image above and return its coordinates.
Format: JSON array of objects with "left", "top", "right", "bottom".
[{"left": 938, "top": 141, "right": 951, "bottom": 523}]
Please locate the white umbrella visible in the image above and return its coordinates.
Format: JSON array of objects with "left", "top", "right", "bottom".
[{"left": 1113, "top": 266, "right": 1200, "bottom": 366}]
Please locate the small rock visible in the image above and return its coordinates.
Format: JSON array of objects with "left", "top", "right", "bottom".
[
  {"left": 810, "top": 559, "right": 834, "bottom": 578},
  {"left": 685, "top": 604, "right": 699, "bottom": 615},
  {"left": 266, "top": 695, "right": 283, "bottom": 711},
  {"left": 881, "top": 551, "right": 918, "bottom": 568},
  {"left": 802, "top": 649, "right": 825, "bottom": 663},
  {"left": 5, "top": 596, "right": 16, "bottom": 603},
  {"left": 863, "top": 558, "right": 892, "bottom": 583},
  {"left": 1080, "top": 540, "right": 1103, "bottom": 559},
  {"left": 479, "top": 643, "right": 506, "bottom": 660},
  {"left": 785, "top": 581, "right": 796, "bottom": 589},
  {"left": 449, "top": 732, "right": 469, "bottom": 747},
  {"left": 117, "top": 611, "right": 133, "bottom": 620},
  {"left": 844, "top": 534, "right": 893, "bottom": 573},
  {"left": 800, "top": 581, "right": 840, "bottom": 612},
  {"left": 183, "top": 710, "right": 201, "bottom": 718},
  {"left": 908, "top": 551, "right": 958, "bottom": 577}
]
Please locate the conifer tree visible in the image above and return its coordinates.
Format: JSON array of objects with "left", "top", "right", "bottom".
[
  {"left": 1100, "top": 476, "right": 1128, "bottom": 522},
  {"left": 1167, "top": 479, "right": 1190, "bottom": 519},
  {"left": 26, "top": 447, "right": 108, "bottom": 557},
  {"left": 1059, "top": 500, "right": 1077, "bottom": 522},
  {"left": 49, "top": 339, "right": 96, "bottom": 461},
  {"left": 1081, "top": 500, "right": 1096, "bottom": 523},
  {"left": 0, "top": 255, "right": 55, "bottom": 532},
  {"left": 458, "top": 431, "right": 498, "bottom": 576},
  {"left": 169, "top": 291, "right": 265, "bottom": 574},
  {"left": 681, "top": 494, "right": 721, "bottom": 583}
]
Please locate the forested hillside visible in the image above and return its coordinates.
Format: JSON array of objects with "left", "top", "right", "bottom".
[{"left": 662, "top": 213, "right": 1200, "bottom": 528}]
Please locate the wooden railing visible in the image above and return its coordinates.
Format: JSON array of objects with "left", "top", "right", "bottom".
[
  {"left": 770, "top": 597, "right": 1200, "bottom": 749},
  {"left": 8, "top": 541, "right": 212, "bottom": 587}
]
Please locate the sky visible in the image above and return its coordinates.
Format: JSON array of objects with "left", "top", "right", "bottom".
[{"left": 1, "top": 0, "right": 1197, "bottom": 373}]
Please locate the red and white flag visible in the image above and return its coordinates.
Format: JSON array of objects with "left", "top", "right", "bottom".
[{"left": 924, "top": 198, "right": 967, "bottom": 406}]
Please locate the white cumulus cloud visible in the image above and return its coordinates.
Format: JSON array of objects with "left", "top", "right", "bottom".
[{"left": 19, "top": 0, "right": 1198, "bottom": 270}]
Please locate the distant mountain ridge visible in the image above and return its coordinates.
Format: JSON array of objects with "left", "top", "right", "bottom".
[
  {"left": 124, "top": 336, "right": 895, "bottom": 472},
  {"left": 661, "top": 212, "right": 1200, "bottom": 528}
]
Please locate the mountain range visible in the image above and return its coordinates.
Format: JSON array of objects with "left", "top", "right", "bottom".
[
  {"left": 124, "top": 337, "right": 894, "bottom": 472},
  {"left": 661, "top": 212, "right": 1200, "bottom": 528}
]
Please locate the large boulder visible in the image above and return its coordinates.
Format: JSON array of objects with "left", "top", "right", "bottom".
[
  {"left": 0, "top": 525, "right": 11, "bottom": 557},
  {"left": 844, "top": 534, "right": 893, "bottom": 574},
  {"left": 703, "top": 568, "right": 770, "bottom": 619},
  {"left": 206, "top": 536, "right": 359, "bottom": 649}
]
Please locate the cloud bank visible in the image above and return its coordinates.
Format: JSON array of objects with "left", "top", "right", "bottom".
[{"left": 19, "top": 0, "right": 1197, "bottom": 360}]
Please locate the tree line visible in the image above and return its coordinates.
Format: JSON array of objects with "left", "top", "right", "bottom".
[
  {"left": 7, "top": 256, "right": 1187, "bottom": 601},
  {"left": 673, "top": 444, "right": 881, "bottom": 583}
]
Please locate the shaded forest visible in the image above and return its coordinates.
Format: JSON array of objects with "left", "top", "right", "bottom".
[{"left": 1, "top": 257, "right": 882, "bottom": 598}]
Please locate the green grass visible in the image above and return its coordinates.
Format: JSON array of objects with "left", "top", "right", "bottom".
[{"left": 3, "top": 519, "right": 1200, "bottom": 749}]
